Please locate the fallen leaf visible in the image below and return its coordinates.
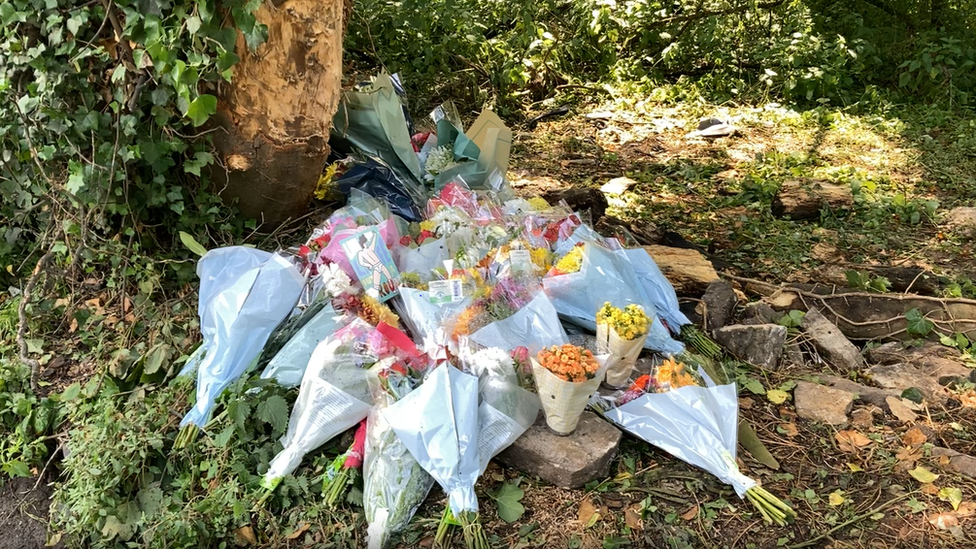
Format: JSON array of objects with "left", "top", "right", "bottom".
[
  {"left": 54, "top": 298, "right": 70, "bottom": 309},
  {"left": 779, "top": 423, "right": 798, "bottom": 437},
  {"left": 285, "top": 523, "right": 310, "bottom": 540},
  {"left": 956, "top": 501, "right": 975, "bottom": 517},
  {"left": 419, "top": 536, "right": 434, "bottom": 547},
  {"left": 766, "top": 389, "right": 789, "bottom": 404},
  {"left": 836, "top": 430, "right": 873, "bottom": 453},
  {"left": 886, "top": 396, "right": 918, "bottom": 423},
  {"left": 920, "top": 483, "right": 941, "bottom": 496},
  {"left": 902, "top": 427, "right": 928, "bottom": 447},
  {"left": 739, "top": 397, "right": 754, "bottom": 410},
  {"left": 938, "top": 487, "right": 963, "bottom": 511},
  {"left": 939, "top": 455, "right": 951, "bottom": 466},
  {"left": 896, "top": 446, "right": 922, "bottom": 463},
  {"left": 84, "top": 297, "right": 105, "bottom": 315},
  {"left": 578, "top": 498, "right": 601, "bottom": 528},
  {"left": 234, "top": 526, "right": 256, "bottom": 546},
  {"left": 680, "top": 505, "right": 699, "bottom": 521},
  {"left": 928, "top": 513, "right": 959, "bottom": 530},
  {"left": 624, "top": 504, "right": 643, "bottom": 530},
  {"left": 69, "top": 317, "right": 78, "bottom": 333},
  {"left": 847, "top": 462, "right": 864, "bottom": 473},
  {"left": 909, "top": 466, "right": 939, "bottom": 484},
  {"left": 829, "top": 490, "right": 846, "bottom": 506},
  {"left": 123, "top": 296, "right": 132, "bottom": 312}
]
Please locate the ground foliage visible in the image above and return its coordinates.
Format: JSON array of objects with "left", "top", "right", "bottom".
[{"left": 1, "top": 0, "right": 976, "bottom": 548}]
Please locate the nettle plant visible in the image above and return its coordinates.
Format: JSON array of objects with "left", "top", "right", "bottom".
[{"left": 0, "top": 0, "right": 263, "bottom": 287}]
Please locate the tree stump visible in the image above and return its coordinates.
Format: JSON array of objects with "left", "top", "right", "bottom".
[
  {"left": 210, "top": 0, "right": 343, "bottom": 227},
  {"left": 771, "top": 179, "right": 853, "bottom": 220}
]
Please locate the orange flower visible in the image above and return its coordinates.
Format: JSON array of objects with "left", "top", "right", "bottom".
[{"left": 537, "top": 344, "right": 600, "bottom": 383}]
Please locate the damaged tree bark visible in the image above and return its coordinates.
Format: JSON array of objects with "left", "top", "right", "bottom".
[{"left": 210, "top": 0, "right": 344, "bottom": 227}]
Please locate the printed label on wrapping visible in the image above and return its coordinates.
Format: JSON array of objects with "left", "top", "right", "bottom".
[{"left": 428, "top": 278, "right": 464, "bottom": 304}]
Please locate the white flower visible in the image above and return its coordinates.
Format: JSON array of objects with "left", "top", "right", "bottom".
[
  {"left": 424, "top": 145, "right": 458, "bottom": 178},
  {"left": 321, "top": 262, "right": 353, "bottom": 298}
]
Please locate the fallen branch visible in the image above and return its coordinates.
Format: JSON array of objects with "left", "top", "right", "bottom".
[
  {"left": 727, "top": 274, "right": 976, "bottom": 341},
  {"left": 19, "top": 250, "right": 56, "bottom": 390}
]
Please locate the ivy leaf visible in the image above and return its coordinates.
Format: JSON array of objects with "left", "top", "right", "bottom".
[
  {"left": 766, "top": 389, "right": 789, "bottom": 404},
  {"left": 828, "top": 490, "right": 846, "bottom": 506},
  {"left": 938, "top": 487, "right": 962, "bottom": 511},
  {"left": 742, "top": 378, "right": 765, "bottom": 395},
  {"left": 66, "top": 160, "right": 86, "bottom": 194},
  {"left": 908, "top": 466, "right": 939, "bottom": 484},
  {"left": 905, "top": 308, "right": 934, "bottom": 338},
  {"left": 256, "top": 394, "right": 289, "bottom": 433},
  {"left": 185, "top": 94, "right": 217, "bottom": 127},
  {"left": 489, "top": 481, "right": 525, "bottom": 523},
  {"left": 186, "top": 15, "right": 201, "bottom": 34},
  {"left": 179, "top": 231, "right": 208, "bottom": 257}
]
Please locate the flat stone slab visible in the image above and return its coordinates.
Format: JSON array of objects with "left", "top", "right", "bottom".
[
  {"left": 932, "top": 447, "right": 976, "bottom": 479},
  {"left": 496, "top": 411, "right": 621, "bottom": 489},
  {"left": 713, "top": 324, "right": 786, "bottom": 370},
  {"left": 794, "top": 381, "right": 854, "bottom": 425},
  {"left": 864, "top": 362, "right": 948, "bottom": 405}
]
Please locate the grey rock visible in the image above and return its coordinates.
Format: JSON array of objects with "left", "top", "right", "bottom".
[
  {"left": 864, "top": 362, "right": 948, "bottom": 405},
  {"left": 932, "top": 447, "right": 976, "bottom": 479},
  {"left": 801, "top": 308, "right": 865, "bottom": 372},
  {"left": 702, "top": 280, "right": 738, "bottom": 331},
  {"left": 741, "top": 302, "right": 780, "bottom": 325},
  {"left": 713, "top": 324, "right": 786, "bottom": 370},
  {"left": 783, "top": 343, "right": 805, "bottom": 367},
  {"left": 496, "top": 411, "right": 621, "bottom": 489},
  {"left": 817, "top": 375, "right": 898, "bottom": 409},
  {"left": 867, "top": 341, "right": 960, "bottom": 365},
  {"left": 946, "top": 206, "right": 976, "bottom": 235},
  {"left": 793, "top": 381, "right": 855, "bottom": 425}
]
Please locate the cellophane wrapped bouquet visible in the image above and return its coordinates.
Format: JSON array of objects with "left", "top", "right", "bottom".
[{"left": 591, "top": 354, "right": 796, "bottom": 525}]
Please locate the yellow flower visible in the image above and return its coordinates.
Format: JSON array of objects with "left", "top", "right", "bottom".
[
  {"left": 553, "top": 244, "right": 584, "bottom": 274},
  {"left": 596, "top": 302, "right": 650, "bottom": 340},
  {"left": 419, "top": 220, "right": 436, "bottom": 232},
  {"left": 530, "top": 247, "right": 552, "bottom": 274},
  {"left": 527, "top": 197, "right": 551, "bottom": 211}
]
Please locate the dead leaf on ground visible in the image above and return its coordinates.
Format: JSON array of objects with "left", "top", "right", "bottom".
[
  {"left": 902, "top": 427, "right": 928, "bottom": 447},
  {"left": 920, "top": 483, "right": 941, "bottom": 496},
  {"left": 886, "top": 396, "right": 919, "bottom": 423},
  {"left": 909, "top": 466, "right": 939, "bottom": 484},
  {"left": 69, "top": 317, "right": 79, "bottom": 333},
  {"left": 234, "top": 526, "right": 256, "bottom": 546},
  {"left": 956, "top": 501, "right": 975, "bottom": 517},
  {"left": 285, "top": 523, "right": 310, "bottom": 540},
  {"left": 938, "top": 454, "right": 952, "bottom": 466},
  {"left": 624, "top": 504, "right": 643, "bottom": 530},
  {"left": 578, "top": 498, "right": 601, "bottom": 528},
  {"left": 928, "top": 513, "right": 959, "bottom": 530},
  {"left": 836, "top": 430, "right": 873, "bottom": 453},
  {"left": 739, "top": 397, "right": 754, "bottom": 410},
  {"left": 779, "top": 423, "right": 799, "bottom": 437},
  {"left": 896, "top": 446, "right": 922, "bottom": 463},
  {"left": 680, "top": 505, "right": 699, "bottom": 521}
]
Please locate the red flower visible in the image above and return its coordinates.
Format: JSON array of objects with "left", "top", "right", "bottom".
[
  {"left": 299, "top": 245, "right": 311, "bottom": 257},
  {"left": 344, "top": 420, "right": 367, "bottom": 469},
  {"left": 400, "top": 235, "right": 413, "bottom": 247}
]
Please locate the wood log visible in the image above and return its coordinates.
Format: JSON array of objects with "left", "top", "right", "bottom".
[
  {"left": 771, "top": 179, "right": 853, "bottom": 220},
  {"left": 210, "top": 0, "right": 343, "bottom": 227}
]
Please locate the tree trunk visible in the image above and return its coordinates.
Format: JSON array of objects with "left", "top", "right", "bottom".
[{"left": 210, "top": 0, "right": 343, "bottom": 227}]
